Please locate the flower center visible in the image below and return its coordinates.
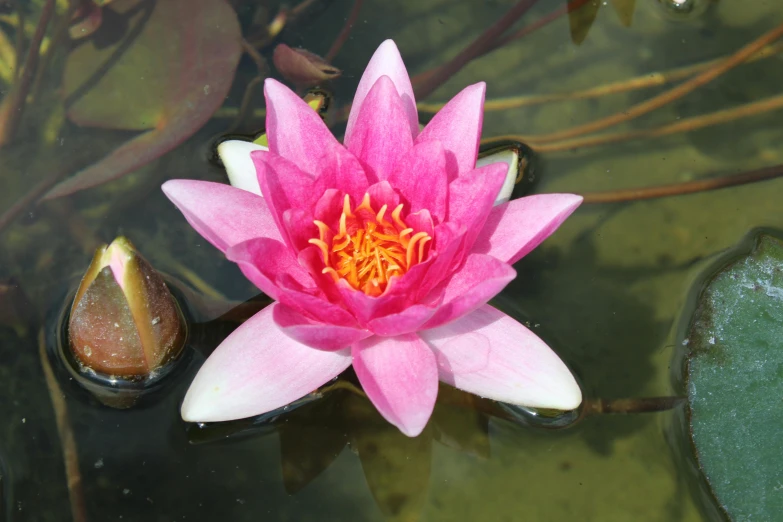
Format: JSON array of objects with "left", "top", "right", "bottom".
[{"left": 309, "top": 194, "right": 431, "bottom": 296}]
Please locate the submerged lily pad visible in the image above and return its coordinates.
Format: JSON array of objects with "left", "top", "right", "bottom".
[
  {"left": 686, "top": 233, "right": 783, "bottom": 520},
  {"left": 45, "top": 0, "right": 242, "bottom": 198}
]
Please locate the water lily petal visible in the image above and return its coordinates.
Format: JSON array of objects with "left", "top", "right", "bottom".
[
  {"left": 387, "top": 140, "right": 447, "bottom": 221},
  {"left": 421, "top": 305, "right": 582, "bottom": 410},
  {"left": 422, "top": 254, "right": 516, "bottom": 329},
  {"left": 276, "top": 277, "right": 358, "bottom": 327},
  {"left": 253, "top": 151, "right": 316, "bottom": 214},
  {"left": 446, "top": 162, "right": 507, "bottom": 254},
  {"left": 345, "top": 40, "right": 418, "bottom": 143},
  {"left": 225, "top": 238, "right": 314, "bottom": 300},
  {"left": 264, "top": 78, "right": 342, "bottom": 177},
  {"left": 181, "top": 306, "right": 352, "bottom": 422},
  {"left": 367, "top": 303, "right": 437, "bottom": 336},
  {"left": 162, "top": 180, "right": 282, "bottom": 253},
  {"left": 475, "top": 148, "right": 518, "bottom": 206},
  {"left": 217, "top": 140, "right": 266, "bottom": 195},
  {"left": 273, "top": 303, "right": 371, "bottom": 351},
  {"left": 416, "top": 82, "right": 485, "bottom": 180},
  {"left": 313, "top": 141, "right": 370, "bottom": 205},
  {"left": 366, "top": 180, "right": 400, "bottom": 210},
  {"left": 473, "top": 194, "right": 583, "bottom": 264},
  {"left": 352, "top": 333, "right": 439, "bottom": 437},
  {"left": 345, "top": 75, "right": 413, "bottom": 182}
]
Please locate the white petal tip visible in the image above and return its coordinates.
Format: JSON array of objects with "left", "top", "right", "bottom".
[
  {"left": 477, "top": 149, "right": 519, "bottom": 206},
  {"left": 217, "top": 140, "right": 266, "bottom": 195}
]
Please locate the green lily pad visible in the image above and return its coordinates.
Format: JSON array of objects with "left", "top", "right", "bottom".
[
  {"left": 45, "top": 0, "right": 241, "bottom": 198},
  {"left": 686, "top": 232, "right": 783, "bottom": 520}
]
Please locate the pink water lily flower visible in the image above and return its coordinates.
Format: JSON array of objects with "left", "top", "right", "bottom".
[{"left": 162, "top": 40, "right": 583, "bottom": 437}]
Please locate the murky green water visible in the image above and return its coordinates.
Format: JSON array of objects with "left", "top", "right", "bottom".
[{"left": 2, "top": 0, "right": 783, "bottom": 520}]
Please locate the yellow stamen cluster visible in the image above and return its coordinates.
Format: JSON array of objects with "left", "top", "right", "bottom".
[{"left": 309, "top": 194, "right": 431, "bottom": 296}]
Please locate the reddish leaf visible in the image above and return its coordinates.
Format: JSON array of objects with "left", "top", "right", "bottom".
[{"left": 45, "top": 0, "right": 241, "bottom": 199}]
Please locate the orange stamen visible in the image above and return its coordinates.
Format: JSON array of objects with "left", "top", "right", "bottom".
[{"left": 311, "top": 193, "right": 432, "bottom": 295}]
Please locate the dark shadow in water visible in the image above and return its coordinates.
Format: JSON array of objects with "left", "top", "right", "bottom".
[{"left": 497, "top": 231, "right": 672, "bottom": 454}]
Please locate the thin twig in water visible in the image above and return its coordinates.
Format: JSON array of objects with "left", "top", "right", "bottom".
[
  {"left": 581, "top": 396, "right": 685, "bottom": 415},
  {"left": 228, "top": 75, "right": 264, "bottom": 133},
  {"left": 521, "top": 22, "right": 783, "bottom": 144},
  {"left": 412, "top": 0, "right": 540, "bottom": 100},
  {"left": 324, "top": 0, "right": 363, "bottom": 62},
  {"left": 482, "top": 92, "right": 783, "bottom": 153},
  {"left": 580, "top": 163, "right": 783, "bottom": 204},
  {"left": 38, "top": 331, "right": 88, "bottom": 522},
  {"left": 10, "top": 0, "right": 24, "bottom": 80},
  {"left": 241, "top": 38, "right": 267, "bottom": 75},
  {"left": 418, "top": 41, "right": 783, "bottom": 113},
  {"left": 483, "top": 0, "right": 592, "bottom": 55},
  {"left": 0, "top": 0, "right": 55, "bottom": 145}
]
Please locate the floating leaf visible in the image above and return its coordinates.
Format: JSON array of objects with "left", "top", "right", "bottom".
[
  {"left": 45, "top": 0, "right": 242, "bottom": 198},
  {"left": 567, "top": 0, "right": 600, "bottom": 45},
  {"left": 685, "top": 232, "right": 783, "bottom": 520}
]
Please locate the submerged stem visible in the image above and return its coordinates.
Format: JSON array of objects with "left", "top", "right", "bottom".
[
  {"left": 0, "top": 0, "right": 55, "bottom": 146},
  {"left": 519, "top": 22, "right": 783, "bottom": 144},
  {"left": 324, "top": 0, "right": 363, "bottom": 62},
  {"left": 412, "top": 0, "right": 540, "bottom": 100},
  {"left": 38, "top": 331, "right": 88, "bottom": 522},
  {"left": 580, "top": 163, "right": 783, "bottom": 204}
]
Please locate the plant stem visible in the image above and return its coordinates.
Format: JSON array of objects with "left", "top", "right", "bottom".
[
  {"left": 580, "top": 163, "right": 783, "bottom": 204},
  {"left": 581, "top": 396, "right": 685, "bottom": 415},
  {"left": 485, "top": 0, "right": 592, "bottom": 55},
  {"left": 418, "top": 41, "right": 783, "bottom": 114},
  {"left": 412, "top": 0, "right": 540, "bottom": 100},
  {"left": 38, "top": 331, "right": 88, "bottom": 522},
  {"left": 324, "top": 0, "right": 363, "bottom": 62},
  {"left": 520, "top": 22, "right": 783, "bottom": 144},
  {"left": 0, "top": 0, "right": 55, "bottom": 145},
  {"left": 11, "top": 0, "right": 25, "bottom": 80},
  {"left": 501, "top": 91, "right": 783, "bottom": 152}
]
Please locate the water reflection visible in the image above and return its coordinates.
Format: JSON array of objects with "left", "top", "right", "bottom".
[{"left": 188, "top": 381, "right": 492, "bottom": 521}]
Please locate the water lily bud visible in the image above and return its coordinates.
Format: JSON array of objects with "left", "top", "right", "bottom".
[
  {"left": 69, "top": 237, "right": 185, "bottom": 378},
  {"left": 272, "top": 44, "right": 341, "bottom": 88}
]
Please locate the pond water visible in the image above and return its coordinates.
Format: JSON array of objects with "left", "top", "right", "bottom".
[{"left": 1, "top": 0, "right": 782, "bottom": 520}]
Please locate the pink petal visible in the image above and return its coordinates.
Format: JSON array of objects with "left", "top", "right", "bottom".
[
  {"left": 276, "top": 280, "right": 358, "bottom": 327},
  {"left": 336, "top": 279, "right": 410, "bottom": 326},
  {"left": 264, "top": 78, "right": 342, "bottom": 177},
  {"left": 421, "top": 254, "right": 516, "bottom": 329},
  {"left": 366, "top": 180, "right": 400, "bottom": 210},
  {"left": 313, "top": 188, "right": 344, "bottom": 229},
  {"left": 387, "top": 140, "right": 447, "bottom": 221},
  {"left": 416, "top": 83, "right": 485, "bottom": 180},
  {"left": 473, "top": 194, "right": 583, "bottom": 265},
  {"left": 282, "top": 208, "right": 317, "bottom": 252},
  {"left": 420, "top": 305, "right": 582, "bottom": 410},
  {"left": 312, "top": 141, "right": 370, "bottom": 205},
  {"left": 414, "top": 221, "right": 466, "bottom": 300},
  {"left": 180, "top": 306, "right": 352, "bottom": 422},
  {"left": 162, "top": 180, "right": 282, "bottom": 253},
  {"left": 352, "top": 334, "right": 439, "bottom": 436},
  {"left": 252, "top": 150, "right": 316, "bottom": 213},
  {"left": 225, "top": 238, "right": 313, "bottom": 300},
  {"left": 273, "top": 303, "right": 371, "bottom": 351},
  {"left": 345, "top": 40, "right": 418, "bottom": 144},
  {"left": 366, "top": 304, "right": 437, "bottom": 336},
  {"left": 298, "top": 245, "right": 344, "bottom": 304},
  {"left": 344, "top": 75, "right": 414, "bottom": 182},
  {"left": 446, "top": 162, "right": 507, "bottom": 254}
]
